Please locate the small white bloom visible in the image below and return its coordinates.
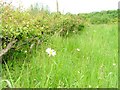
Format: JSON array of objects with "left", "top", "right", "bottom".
[
  {"left": 76, "top": 48, "right": 80, "bottom": 51},
  {"left": 96, "top": 86, "right": 99, "bottom": 88},
  {"left": 24, "top": 50, "right": 27, "bottom": 53},
  {"left": 113, "top": 63, "right": 116, "bottom": 66},
  {"left": 46, "top": 48, "right": 56, "bottom": 57},
  {"left": 89, "top": 85, "right": 91, "bottom": 88},
  {"left": 51, "top": 50, "right": 56, "bottom": 56},
  {"left": 108, "top": 72, "right": 112, "bottom": 75},
  {"left": 46, "top": 48, "right": 51, "bottom": 53},
  {"left": 73, "top": 31, "right": 75, "bottom": 33}
]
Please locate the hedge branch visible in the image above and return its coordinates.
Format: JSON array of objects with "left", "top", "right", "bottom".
[{"left": 0, "top": 39, "right": 17, "bottom": 57}]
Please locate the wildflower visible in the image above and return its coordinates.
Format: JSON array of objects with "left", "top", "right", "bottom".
[
  {"left": 89, "top": 85, "right": 91, "bottom": 88},
  {"left": 76, "top": 48, "right": 80, "bottom": 51},
  {"left": 24, "top": 50, "right": 27, "bottom": 53},
  {"left": 113, "top": 63, "right": 116, "bottom": 66},
  {"left": 73, "top": 31, "right": 75, "bottom": 33},
  {"left": 96, "top": 86, "right": 99, "bottom": 88},
  {"left": 46, "top": 48, "right": 56, "bottom": 57}
]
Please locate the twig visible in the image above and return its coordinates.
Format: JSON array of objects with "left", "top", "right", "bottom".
[{"left": 0, "top": 39, "right": 17, "bottom": 57}]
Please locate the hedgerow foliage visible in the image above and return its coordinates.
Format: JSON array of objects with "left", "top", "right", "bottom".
[
  {"left": 1, "top": 3, "right": 85, "bottom": 60},
  {"left": 79, "top": 10, "right": 118, "bottom": 24},
  {"left": 1, "top": 2, "right": 118, "bottom": 61}
]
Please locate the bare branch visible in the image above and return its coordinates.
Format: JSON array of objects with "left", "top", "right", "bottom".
[{"left": 0, "top": 39, "right": 17, "bottom": 57}]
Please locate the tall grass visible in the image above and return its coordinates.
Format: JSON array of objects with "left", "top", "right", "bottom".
[{"left": 1, "top": 24, "right": 118, "bottom": 88}]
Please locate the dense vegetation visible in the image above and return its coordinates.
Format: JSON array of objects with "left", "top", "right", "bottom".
[
  {"left": 79, "top": 10, "right": 118, "bottom": 24},
  {"left": 0, "top": 2, "right": 118, "bottom": 88},
  {"left": 1, "top": 4, "right": 118, "bottom": 60},
  {"left": 1, "top": 24, "right": 118, "bottom": 88},
  {"left": 1, "top": 4, "right": 85, "bottom": 61}
]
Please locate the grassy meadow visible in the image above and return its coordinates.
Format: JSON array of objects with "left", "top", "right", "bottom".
[{"left": 1, "top": 24, "right": 118, "bottom": 88}]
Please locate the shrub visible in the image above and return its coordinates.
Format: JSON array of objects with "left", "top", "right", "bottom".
[{"left": 1, "top": 4, "right": 84, "bottom": 61}]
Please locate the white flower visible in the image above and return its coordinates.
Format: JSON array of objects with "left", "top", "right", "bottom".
[
  {"left": 76, "top": 48, "right": 80, "bottom": 51},
  {"left": 51, "top": 50, "right": 56, "bottom": 56},
  {"left": 96, "top": 86, "right": 99, "bottom": 88},
  {"left": 113, "top": 63, "right": 116, "bottom": 66},
  {"left": 89, "top": 85, "right": 91, "bottom": 88},
  {"left": 24, "top": 50, "right": 27, "bottom": 53},
  {"left": 46, "top": 48, "right": 51, "bottom": 53},
  {"left": 108, "top": 72, "right": 112, "bottom": 75},
  {"left": 73, "top": 31, "right": 75, "bottom": 33},
  {"left": 46, "top": 48, "right": 56, "bottom": 57}
]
